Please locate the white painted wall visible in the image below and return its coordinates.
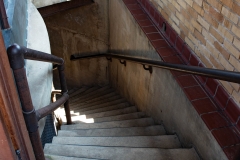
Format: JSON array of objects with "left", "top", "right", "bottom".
[{"left": 26, "top": 1, "right": 52, "bottom": 135}]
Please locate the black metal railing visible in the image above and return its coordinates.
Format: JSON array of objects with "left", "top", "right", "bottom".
[
  {"left": 71, "top": 53, "right": 240, "bottom": 84},
  {"left": 7, "top": 44, "right": 72, "bottom": 160}
]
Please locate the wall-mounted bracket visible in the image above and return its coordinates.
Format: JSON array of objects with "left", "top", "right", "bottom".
[
  {"left": 119, "top": 60, "right": 126, "bottom": 66},
  {"left": 106, "top": 57, "right": 112, "bottom": 62},
  {"left": 143, "top": 64, "right": 153, "bottom": 74}
]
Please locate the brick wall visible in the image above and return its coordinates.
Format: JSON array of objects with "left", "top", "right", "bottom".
[{"left": 149, "top": 0, "right": 240, "bottom": 105}]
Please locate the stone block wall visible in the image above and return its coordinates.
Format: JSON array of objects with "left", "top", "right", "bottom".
[{"left": 149, "top": 0, "right": 240, "bottom": 105}]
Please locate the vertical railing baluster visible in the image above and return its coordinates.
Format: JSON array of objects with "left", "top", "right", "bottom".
[{"left": 58, "top": 64, "right": 72, "bottom": 125}]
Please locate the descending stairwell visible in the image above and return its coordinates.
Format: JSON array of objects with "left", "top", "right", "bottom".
[{"left": 44, "top": 86, "right": 200, "bottom": 160}]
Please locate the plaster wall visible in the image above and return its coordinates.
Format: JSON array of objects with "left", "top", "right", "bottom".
[
  {"left": 44, "top": 0, "right": 109, "bottom": 89},
  {"left": 109, "top": 0, "right": 227, "bottom": 159}
]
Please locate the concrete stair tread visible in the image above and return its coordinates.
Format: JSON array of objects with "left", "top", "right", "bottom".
[
  {"left": 73, "top": 102, "right": 130, "bottom": 115},
  {"left": 58, "top": 125, "right": 167, "bottom": 137},
  {"left": 72, "top": 98, "right": 127, "bottom": 112},
  {"left": 76, "top": 92, "right": 118, "bottom": 107},
  {"left": 44, "top": 144, "right": 200, "bottom": 160},
  {"left": 45, "top": 154, "right": 100, "bottom": 160},
  {"left": 70, "top": 87, "right": 101, "bottom": 103},
  {"left": 71, "top": 88, "right": 116, "bottom": 105},
  {"left": 61, "top": 117, "right": 154, "bottom": 130},
  {"left": 71, "top": 94, "right": 122, "bottom": 109},
  {"left": 69, "top": 87, "right": 89, "bottom": 98},
  {"left": 93, "top": 112, "right": 145, "bottom": 123},
  {"left": 86, "top": 106, "right": 138, "bottom": 118},
  {"left": 52, "top": 135, "right": 181, "bottom": 148},
  {"left": 70, "top": 87, "right": 114, "bottom": 105},
  {"left": 62, "top": 112, "right": 145, "bottom": 124}
]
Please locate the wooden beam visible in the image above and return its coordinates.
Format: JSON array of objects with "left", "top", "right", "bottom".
[{"left": 38, "top": 0, "right": 94, "bottom": 18}]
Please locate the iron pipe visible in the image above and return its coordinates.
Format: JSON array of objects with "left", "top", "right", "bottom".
[{"left": 36, "top": 93, "right": 69, "bottom": 121}]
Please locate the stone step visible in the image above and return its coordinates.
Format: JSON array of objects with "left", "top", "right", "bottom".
[
  {"left": 70, "top": 87, "right": 100, "bottom": 103},
  {"left": 45, "top": 154, "right": 98, "bottom": 160},
  {"left": 81, "top": 91, "right": 118, "bottom": 105},
  {"left": 71, "top": 87, "right": 113, "bottom": 105},
  {"left": 86, "top": 106, "right": 138, "bottom": 119},
  {"left": 93, "top": 112, "right": 145, "bottom": 123},
  {"left": 68, "top": 87, "right": 79, "bottom": 95},
  {"left": 62, "top": 112, "right": 145, "bottom": 124},
  {"left": 71, "top": 94, "right": 122, "bottom": 109},
  {"left": 73, "top": 98, "right": 127, "bottom": 112},
  {"left": 69, "top": 87, "right": 89, "bottom": 98},
  {"left": 75, "top": 102, "right": 130, "bottom": 115},
  {"left": 52, "top": 135, "right": 181, "bottom": 148},
  {"left": 61, "top": 118, "right": 154, "bottom": 130},
  {"left": 44, "top": 145, "right": 199, "bottom": 160},
  {"left": 58, "top": 125, "right": 166, "bottom": 137}
]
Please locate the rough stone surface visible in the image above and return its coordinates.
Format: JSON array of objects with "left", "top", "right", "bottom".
[
  {"left": 109, "top": 0, "right": 227, "bottom": 159},
  {"left": 44, "top": 0, "right": 109, "bottom": 89}
]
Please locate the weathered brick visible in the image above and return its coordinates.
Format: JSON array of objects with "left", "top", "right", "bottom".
[
  {"left": 168, "top": 3, "right": 176, "bottom": 13},
  {"left": 186, "top": 5, "right": 198, "bottom": 18},
  {"left": 221, "top": 6, "right": 238, "bottom": 24},
  {"left": 223, "top": 19, "right": 232, "bottom": 30},
  {"left": 185, "top": 37, "right": 195, "bottom": 50},
  {"left": 206, "top": 0, "right": 222, "bottom": 11},
  {"left": 232, "top": 2, "right": 240, "bottom": 16},
  {"left": 184, "top": 19, "right": 194, "bottom": 32},
  {"left": 218, "top": 25, "right": 234, "bottom": 42},
  {"left": 170, "top": 14, "right": 179, "bottom": 25},
  {"left": 188, "top": 32, "right": 199, "bottom": 45},
  {"left": 197, "top": 15, "right": 210, "bottom": 30},
  {"left": 209, "top": 55, "right": 224, "bottom": 69},
  {"left": 219, "top": 54, "right": 234, "bottom": 71},
  {"left": 233, "top": 37, "right": 240, "bottom": 51},
  {"left": 230, "top": 83, "right": 240, "bottom": 92},
  {"left": 203, "top": 12, "right": 218, "bottom": 28},
  {"left": 193, "top": 2, "right": 204, "bottom": 16},
  {"left": 179, "top": 23, "right": 189, "bottom": 36},
  {"left": 200, "top": 53, "right": 213, "bottom": 68},
  {"left": 213, "top": 41, "right": 230, "bottom": 59},
  {"left": 209, "top": 27, "right": 224, "bottom": 43},
  {"left": 206, "top": 41, "right": 219, "bottom": 58},
  {"left": 229, "top": 55, "right": 240, "bottom": 71},
  {"left": 193, "top": 0, "right": 203, "bottom": 6},
  {"left": 172, "top": 1, "right": 181, "bottom": 12},
  {"left": 191, "top": 20, "right": 202, "bottom": 32},
  {"left": 231, "top": 25, "right": 240, "bottom": 38},
  {"left": 223, "top": 39, "right": 240, "bottom": 58},
  {"left": 209, "top": 6, "right": 224, "bottom": 23},
  {"left": 194, "top": 29, "right": 206, "bottom": 45},
  {"left": 220, "top": 0, "right": 233, "bottom": 9},
  {"left": 181, "top": 8, "right": 191, "bottom": 20},
  {"left": 185, "top": 0, "right": 193, "bottom": 7},
  {"left": 178, "top": 0, "right": 187, "bottom": 9},
  {"left": 203, "top": 1, "right": 209, "bottom": 11},
  {"left": 202, "top": 28, "right": 215, "bottom": 43}
]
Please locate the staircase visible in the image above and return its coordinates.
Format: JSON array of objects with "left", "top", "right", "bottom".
[{"left": 44, "top": 86, "right": 200, "bottom": 160}]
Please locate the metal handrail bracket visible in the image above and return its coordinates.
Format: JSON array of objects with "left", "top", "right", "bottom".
[{"left": 71, "top": 53, "right": 240, "bottom": 84}]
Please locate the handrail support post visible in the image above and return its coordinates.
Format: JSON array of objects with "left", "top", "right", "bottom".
[{"left": 58, "top": 64, "right": 72, "bottom": 125}]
